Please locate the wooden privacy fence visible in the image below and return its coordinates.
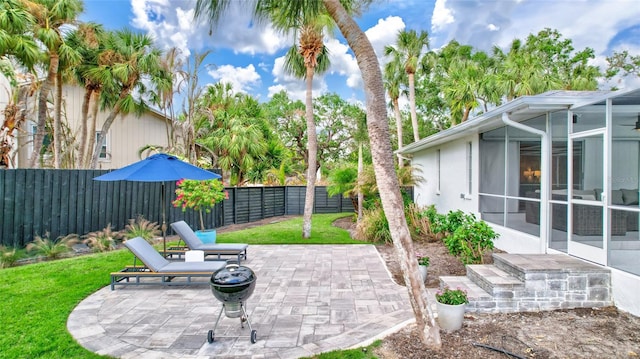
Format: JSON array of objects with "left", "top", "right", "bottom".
[{"left": 0, "top": 169, "right": 356, "bottom": 248}]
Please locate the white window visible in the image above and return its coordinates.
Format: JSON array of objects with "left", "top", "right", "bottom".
[
  {"left": 467, "top": 142, "right": 472, "bottom": 194},
  {"left": 95, "top": 132, "right": 110, "bottom": 161}
]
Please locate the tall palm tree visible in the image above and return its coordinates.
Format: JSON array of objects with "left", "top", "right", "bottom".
[
  {"left": 384, "top": 29, "right": 429, "bottom": 143},
  {"left": 28, "top": 0, "right": 83, "bottom": 168},
  {"left": 65, "top": 23, "right": 107, "bottom": 168},
  {"left": 282, "top": 19, "right": 331, "bottom": 239},
  {"left": 383, "top": 58, "right": 407, "bottom": 166},
  {"left": 86, "top": 29, "right": 166, "bottom": 168},
  {"left": 194, "top": 0, "right": 440, "bottom": 347}
]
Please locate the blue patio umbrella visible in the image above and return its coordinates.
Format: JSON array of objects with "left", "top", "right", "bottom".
[{"left": 94, "top": 153, "right": 221, "bottom": 254}]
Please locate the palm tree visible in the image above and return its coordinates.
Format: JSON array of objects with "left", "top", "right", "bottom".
[
  {"left": 85, "top": 29, "right": 166, "bottom": 168},
  {"left": 282, "top": 19, "right": 331, "bottom": 238},
  {"left": 0, "top": 0, "right": 40, "bottom": 73},
  {"left": 28, "top": 0, "right": 84, "bottom": 168},
  {"left": 65, "top": 23, "right": 107, "bottom": 168},
  {"left": 384, "top": 58, "right": 407, "bottom": 166},
  {"left": 196, "top": 83, "right": 268, "bottom": 185},
  {"left": 384, "top": 29, "right": 429, "bottom": 143},
  {"left": 194, "top": 0, "right": 440, "bottom": 347}
]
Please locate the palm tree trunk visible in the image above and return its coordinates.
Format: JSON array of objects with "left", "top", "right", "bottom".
[
  {"left": 302, "top": 67, "right": 317, "bottom": 239},
  {"left": 90, "top": 94, "right": 125, "bottom": 168},
  {"left": 323, "top": 0, "right": 441, "bottom": 347},
  {"left": 53, "top": 72, "right": 62, "bottom": 168},
  {"left": 31, "top": 54, "right": 59, "bottom": 168},
  {"left": 393, "top": 97, "right": 403, "bottom": 167},
  {"left": 408, "top": 72, "right": 419, "bottom": 142},
  {"left": 84, "top": 90, "right": 99, "bottom": 168},
  {"left": 78, "top": 86, "right": 93, "bottom": 168},
  {"left": 357, "top": 142, "right": 363, "bottom": 222}
]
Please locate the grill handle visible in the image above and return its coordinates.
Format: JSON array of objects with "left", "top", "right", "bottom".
[{"left": 225, "top": 263, "right": 240, "bottom": 271}]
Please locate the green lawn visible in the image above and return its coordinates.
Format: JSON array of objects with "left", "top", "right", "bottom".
[{"left": 0, "top": 213, "right": 363, "bottom": 358}]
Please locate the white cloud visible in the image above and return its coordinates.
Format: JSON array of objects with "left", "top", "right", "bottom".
[
  {"left": 208, "top": 64, "right": 261, "bottom": 94},
  {"left": 325, "top": 38, "right": 361, "bottom": 89},
  {"left": 129, "top": 0, "right": 290, "bottom": 58},
  {"left": 487, "top": 24, "right": 499, "bottom": 32},
  {"left": 431, "top": 0, "right": 455, "bottom": 32},
  {"left": 365, "top": 16, "right": 406, "bottom": 59}
]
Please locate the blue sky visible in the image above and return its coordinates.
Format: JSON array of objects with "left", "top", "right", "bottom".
[{"left": 80, "top": 0, "right": 640, "bottom": 105}]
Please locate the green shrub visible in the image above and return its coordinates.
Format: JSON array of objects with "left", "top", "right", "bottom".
[
  {"left": 0, "top": 245, "right": 25, "bottom": 268},
  {"left": 122, "top": 215, "right": 161, "bottom": 243},
  {"left": 83, "top": 224, "right": 122, "bottom": 252},
  {"left": 442, "top": 212, "right": 498, "bottom": 264},
  {"left": 26, "top": 233, "right": 78, "bottom": 259},
  {"left": 355, "top": 207, "right": 392, "bottom": 244}
]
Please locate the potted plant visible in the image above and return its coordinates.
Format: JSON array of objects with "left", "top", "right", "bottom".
[
  {"left": 172, "top": 178, "right": 226, "bottom": 243},
  {"left": 435, "top": 286, "right": 468, "bottom": 331},
  {"left": 416, "top": 252, "right": 429, "bottom": 282}
]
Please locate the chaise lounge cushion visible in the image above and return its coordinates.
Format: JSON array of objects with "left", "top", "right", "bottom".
[
  {"left": 170, "top": 221, "right": 248, "bottom": 252},
  {"left": 124, "top": 237, "right": 226, "bottom": 273},
  {"left": 621, "top": 189, "right": 639, "bottom": 206}
]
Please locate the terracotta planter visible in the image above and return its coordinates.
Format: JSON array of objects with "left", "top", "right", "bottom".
[
  {"left": 419, "top": 265, "right": 428, "bottom": 282},
  {"left": 436, "top": 301, "right": 466, "bottom": 331},
  {"left": 195, "top": 229, "right": 217, "bottom": 244}
]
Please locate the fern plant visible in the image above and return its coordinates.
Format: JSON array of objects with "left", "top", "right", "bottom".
[
  {"left": 122, "top": 215, "right": 161, "bottom": 243},
  {"left": 83, "top": 224, "right": 122, "bottom": 252},
  {"left": 26, "top": 233, "right": 78, "bottom": 260},
  {"left": 0, "top": 245, "right": 25, "bottom": 268}
]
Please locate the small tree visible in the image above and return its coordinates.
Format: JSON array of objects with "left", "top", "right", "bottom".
[{"left": 172, "top": 179, "right": 226, "bottom": 231}]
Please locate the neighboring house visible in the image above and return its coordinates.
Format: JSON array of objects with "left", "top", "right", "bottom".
[
  {"left": 400, "top": 87, "right": 640, "bottom": 317},
  {"left": 0, "top": 74, "right": 171, "bottom": 169}
]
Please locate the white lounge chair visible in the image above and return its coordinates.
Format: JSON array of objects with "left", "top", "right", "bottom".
[{"left": 169, "top": 221, "right": 248, "bottom": 263}]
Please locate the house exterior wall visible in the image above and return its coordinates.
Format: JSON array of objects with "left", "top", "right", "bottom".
[
  {"left": 13, "top": 83, "right": 169, "bottom": 169},
  {"left": 412, "top": 135, "right": 478, "bottom": 215}
]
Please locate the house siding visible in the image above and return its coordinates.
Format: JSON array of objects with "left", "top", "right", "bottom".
[{"left": 11, "top": 83, "right": 169, "bottom": 169}]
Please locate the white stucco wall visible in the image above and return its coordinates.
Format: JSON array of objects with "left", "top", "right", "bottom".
[
  {"left": 411, "top": 135, "right": 478, "bottom": 215},
  {"left": 612, "top": 270, "right": 640, "bottom": 316}
]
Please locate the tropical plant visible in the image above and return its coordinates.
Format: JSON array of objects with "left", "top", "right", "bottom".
[
  {"left": 435, "top": 287, "right": 468, "bottom": 305},
  {"left": 83, "top": 224, "right": 122, "bottom": 252},
  {"left": 173, "top": 179, "right": 226, "bottom": 231},
  {"left": 416, "top": 253, "right": 430, "bottom": 266},
  {"left": 27, "top": 0, "right": 84, "bottom": 168},
  {"left": 445, "top": 214, "right": 498, "bottom": 265},
  {"left": 281, "top": 15, "right": 332, "bottom": 239},
  {"left": 26, "top": 232, "right": 78, "bottom": 259},
  {"left": 196, "top": 83, "right": 269, "bottom": 185},
  {"left": 0, "top": 245, "right": 25, "bottom": 268},
  {"left": 122, "top": 215, "right": 161, "bottom": 243},
  {"left": 355, "top": 206, "right": 391, "bottom": 244},
  {"left": 383, "top": 56, "right": 408, "bottom": 165},
  {"left": 384, "top": 29, "right": 429, "bottom": 142},
  {"left": 194, "top": 0, "right": 440, "bottom": 347},
  {"left": 87, "top": 29, "right": 167, "bottom": 168}
]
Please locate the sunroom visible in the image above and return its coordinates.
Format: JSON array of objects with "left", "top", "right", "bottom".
[{"left": 400, "top": 87, "right": 640, "bottom": 316}]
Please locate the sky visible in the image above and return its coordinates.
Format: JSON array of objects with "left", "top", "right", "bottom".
[{"left": 80, "top": 0, "right": 640, "bottom": 105}]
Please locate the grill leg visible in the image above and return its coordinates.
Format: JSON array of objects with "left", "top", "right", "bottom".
[
  {"left": 241, "top": 302, "right": 253, "bottom": 332},
  {"left": 212, "top": 304, "right": 225, "bottom": 332}
]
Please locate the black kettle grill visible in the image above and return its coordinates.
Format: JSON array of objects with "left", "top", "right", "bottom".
[{"left": 208, "top": 263, "right": 257, "bottom": 344}]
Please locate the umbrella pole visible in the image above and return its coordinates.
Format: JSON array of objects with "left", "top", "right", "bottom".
[{"left": 162, "top": 182, "right": 167, "bottom": 256}]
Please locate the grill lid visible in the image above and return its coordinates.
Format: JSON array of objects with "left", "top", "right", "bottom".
[{"left": 211, "top": 264, "right": 256, "bottom": 287}]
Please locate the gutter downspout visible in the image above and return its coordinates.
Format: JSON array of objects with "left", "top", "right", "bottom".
[{"left": 501, "top": 113, "right": 549, "bottom": 254}]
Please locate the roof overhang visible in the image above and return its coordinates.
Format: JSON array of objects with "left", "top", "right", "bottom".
[{"left": 398, "top": 90, "right": 614, "bottom": 155}]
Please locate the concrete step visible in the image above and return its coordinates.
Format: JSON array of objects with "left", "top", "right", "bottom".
[
  {"left": 466, "top": 264, "right": 524, "bottom": 295},
  {"left": 439, "top": 276, "right": 492, "bottom": 301}
]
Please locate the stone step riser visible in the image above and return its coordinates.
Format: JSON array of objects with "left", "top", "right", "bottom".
[
  {"left": 466, "top": 265, "right": 524, "bottom": 295},
  {"left": 440, "top": 254, "right": 614, "bottom": 314}
]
